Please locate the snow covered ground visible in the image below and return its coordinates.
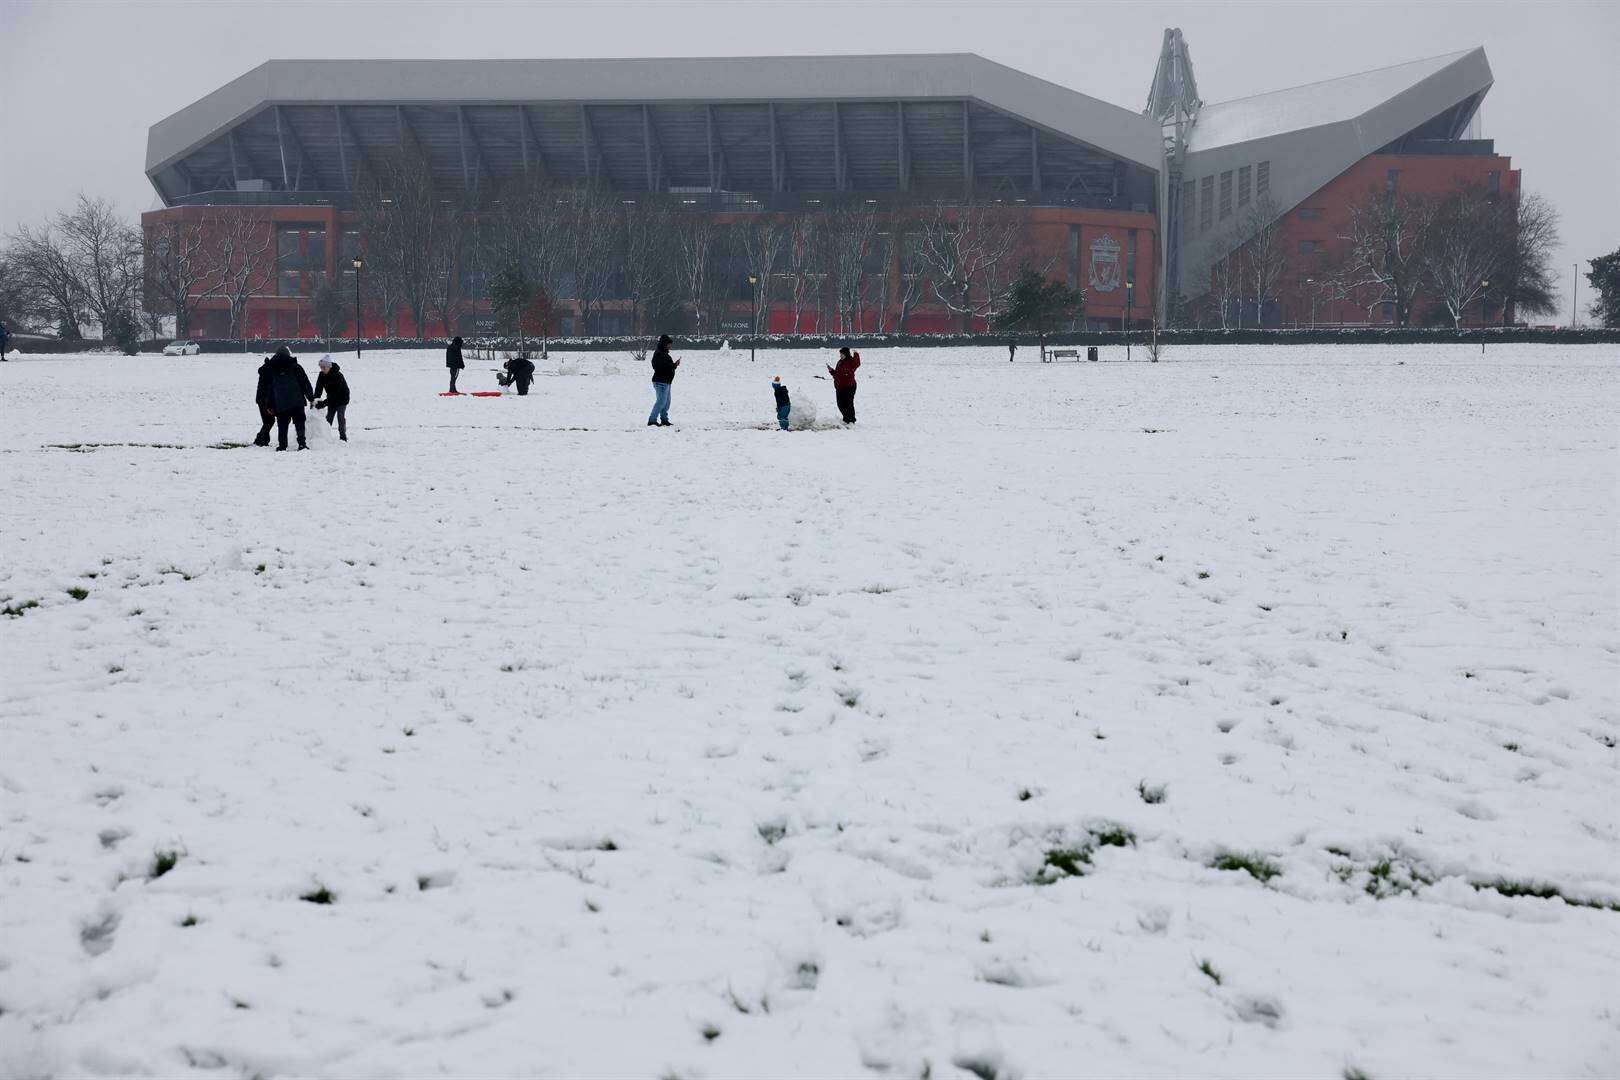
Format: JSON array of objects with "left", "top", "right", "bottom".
[{"left": 1, "top": 343, "right": 1617, "bottom": 1078}]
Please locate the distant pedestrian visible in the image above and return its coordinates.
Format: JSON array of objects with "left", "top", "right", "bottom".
[
  {"left": 253, "top": 353, "right": 276, "bottom": 446},
  {"left": 446, "top": 335, "right": 465, "bottom": 394},
  {"left": 501, "top": 356, "right": 536, "bottom": 396},
  {"left": 264, "top": 346, "right": 315, "bottom": 451},
  {"left": 313, "top": 356, "right": 350, "bottom": 441},
  {"left": 0, "top": 320, "right": 10, "bottom": 361},
  {"left": 648, "top": 334, "right": 679, "bottom": 427},
  {"left": 772, "top": 375, "right": 791, "bottom": 430},
  {"left": 828, "top": 346, "right": 860, "bottom": 424},
  {"left": 1008, "top": 341, "right": 1017, "bottom": 362}
]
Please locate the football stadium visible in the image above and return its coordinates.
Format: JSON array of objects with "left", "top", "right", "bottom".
[{"left": 141, "top": 31, "right": 1515, "bottom": 338}]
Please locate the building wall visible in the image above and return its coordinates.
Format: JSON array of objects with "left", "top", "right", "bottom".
[
  {"left": 1208, "top": 150, "right": 1518, "bottom": 327},
  {"left": 141, "top": 202, "right": 1158, "bottom": 339}
]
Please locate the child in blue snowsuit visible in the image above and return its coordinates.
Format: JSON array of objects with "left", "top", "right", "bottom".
[{"left": 772, "top": 376, "right": 791, "bottom": 430}]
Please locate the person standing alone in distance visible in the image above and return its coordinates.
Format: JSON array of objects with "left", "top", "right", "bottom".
[
  {"left": 446, "top": 335, "right": 465, "bottom": 394},
  {"left": 829, "top": 346, "right": 860, "bottom": 424},
  {"left": 648, "top": 334, "right": 679, "bottom": 427}
]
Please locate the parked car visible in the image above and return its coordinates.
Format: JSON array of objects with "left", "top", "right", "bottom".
[{"left": 162, "top": 340, "right": 201, "bottom": 356}]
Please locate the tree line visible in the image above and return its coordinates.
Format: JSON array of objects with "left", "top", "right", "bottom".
[{"left": 1199, "top": 183, "right": 1564, "bottom": 329}]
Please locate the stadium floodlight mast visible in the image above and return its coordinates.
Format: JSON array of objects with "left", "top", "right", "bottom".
[
  {"left": 352, "top": 257, "right": 363, "bottom": 358},
  {"left": 748, "top": 275, "right": 759, "bottom": 362}
]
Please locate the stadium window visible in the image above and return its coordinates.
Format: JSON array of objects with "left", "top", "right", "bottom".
[
  {"left": 276, "top": 223, "right": 324, "bottom": 297},
  {"left": 1218, "top": 171, "right": 1233, "bottom": 220},
  {"left": 1489, "top": 170, "right": 1501, "bottom": 195},
  {"left": 1298, "top": 240, "right": 1317, "bottom": 254},
  {"left": 1386, "top": 168, "right": 1400, "bottom": 193},
  {"left": 1238, "top": 166, "right": 1252, "bottom": 208},
  {"left": 1298, "top": 207, "right": 1322, "bottom": 220},
  {"left": 1200, "top": 176, "right": 1213, "bottom": 232},
  {"left": 1256, "top": 161, "right": 1270, "bottom": 196}
]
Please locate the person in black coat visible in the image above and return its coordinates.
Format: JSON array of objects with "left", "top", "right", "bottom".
[
  {"left": 253, "top": 355, "right": 279, "bottom": 446},
  {"left": 501, "top": 356, "right": 536, "bottom": 396},
  {"left": 264, "top": 346, "right": 316, "bottom": 450},
  {"left": 313, "top": 357, "right": 351, "bottom": 440},
  {"left": 647, "top": 334, "right": 679, "bottom": 426},
  {"left": 446, "top": 335, "right": 465, "bottom": 394}
]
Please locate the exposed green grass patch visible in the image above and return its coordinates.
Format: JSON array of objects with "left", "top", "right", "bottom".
[
  {"left": 66, "top": 587, "right": 89, "bottom": 601},
  {"left": 1034, "top": 846, "right": 1091, "bottom": 884},
  {"left": 700, "top": 1023, "right": 721, "bottom": 1042},
  {"left": 1212, "top": 851, "right": 1281, "bottom": 884},
  {"left": 1197, "top": 959, "right": 1222, "bottom": 986},
  {"left": 149, "top": 850, "right": 180, "bottom": 880},
  {"left": 300, "top": 885, "right": 335, "bottom": 905},
  {"left": 3, "top": 599, "right": 40, "bottom": 618},
  {"left": 596, "top": 838, "right": 618, "bottom": 851},
  {"left": 1090, "top": 824, "right": 1136, "bottom": 848},
  {"left": 1017, "top": 787, "right": 1034, "bottom": 802},
  {"left": 1471, "top": 878, "right": 1620, "bottom": 912},
  {"left": 1137, "top": 780, "right": 1167, "bottom": 804},
  {"left": 179, "top": 914, "right": 199, "bottom": 927}
]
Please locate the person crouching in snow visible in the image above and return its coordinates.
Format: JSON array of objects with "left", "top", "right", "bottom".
[
  {"left": 501, "top": 355, "right": 536, "bottom": 395},
  {"left": 772, "top": 376, "right": 791, "bottom": 430},
  {"left": 264, "top": 346, "right": 316, "bottom": 451},
  {"left": 828, "top": 346, "right": 860, "bottom": 423},
  {"left": 313, "top": 356, "right": 350, "bottom": 441}
]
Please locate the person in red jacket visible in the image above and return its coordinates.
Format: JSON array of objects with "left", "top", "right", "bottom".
[{"left": 828, "top": 346, "right": 860, "bottom": 424}]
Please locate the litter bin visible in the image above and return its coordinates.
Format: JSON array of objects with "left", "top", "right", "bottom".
[{"left": 1087, "top": 346, "right": 1099, "bottom": 362}]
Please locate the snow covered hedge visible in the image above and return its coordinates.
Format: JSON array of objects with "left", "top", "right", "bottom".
[{"left": 18, "top": 325, "right": 1611, "bottom": 356}]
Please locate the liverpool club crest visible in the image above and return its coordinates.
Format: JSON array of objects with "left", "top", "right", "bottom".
[{"left": 1088, "top": 235, "right": 1122, "bottom": 293}]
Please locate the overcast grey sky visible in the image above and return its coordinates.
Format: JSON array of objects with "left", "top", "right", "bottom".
[{"left": 2, "top": 0, "right": 1615, "bottom": 319}]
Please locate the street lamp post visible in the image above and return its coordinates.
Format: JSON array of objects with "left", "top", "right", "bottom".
[
  {"left": 352, "top": 257, "right": 363, "bottom": 358},
  {"left": 1305, "top": 278, "right": 1317, "bottom": 328},
  {"left": 748, "top": 274, "right": 759, "bottom": 363},
  {"left": 1125, "top": 280, "right": 1134, "bottom": 362},
  {"left": 1479, "top": 278, "right": 1490, "bottom": 354}
]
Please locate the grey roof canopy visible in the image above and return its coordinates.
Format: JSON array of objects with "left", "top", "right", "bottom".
[{"left": 144, "top": 54, "right": 1165, "bottom": 208}]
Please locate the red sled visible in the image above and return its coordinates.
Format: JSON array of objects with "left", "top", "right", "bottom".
[{"left": 440, "top": 391, "right": 503, "bottom": 397}]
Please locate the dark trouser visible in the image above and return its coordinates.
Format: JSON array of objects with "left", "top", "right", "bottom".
[
  {"left": 835, "top": 384, "right": 857, "bottom": 423},
  {"left": 325, "top": 403, "right": 347, "bottom": 438},
  {"left": 449, "top": 367, "right": 461, "bottom": 393},
  {"left": 515, "top": 376, "right": 531, "bottom": 396},
  {"left": 276, "top": 407, "right": 308, "bottom": 450},
  {"left": 255, "top": 408, "right": 275, "bottom": 446}
]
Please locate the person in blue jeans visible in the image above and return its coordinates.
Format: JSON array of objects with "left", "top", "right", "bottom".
[
  {"left": 772, "top": 376, "right": 791, "bottom": 430},
  {"left": 648, "top": 334, "right": 679, "bottom": 427}
]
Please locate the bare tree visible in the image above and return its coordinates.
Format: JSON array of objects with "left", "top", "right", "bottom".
[
  {"left": 1422, "top": 183, "right": 1511, "bottom": 328},
  {"left": 916, "top": 200, "right": 1025, "bottom": 330},
  {"left": 55, "top": 195, "right": 141, "bottom": 339},
  {"left": 620, "top": 197, "right": 676, "bottom": 335},
  {"left": 428, "top": 212, "right": 472, "bottom": 338},
  {"left": 824, "top": 200, "right": 880, "bottom": 334},
  {"left": 892, "top": 217, "right": 929, "bottom": 333},
  {"left": 1495, "top": 190, "right": 1561, "bottom": 323},
  {"left": 784, "top": 211, "right": 822, "bottom": 333},
  {"left": 738, "top": 215, "right": 785, "bottom": 334},
  {"left": 0, "top": 248, "right": 43, "bottom": 331},
  {"left": 675, "top": 215, "right": 714, "bottom": 334},
  {"left": 564, "top": 184, "right": 618, "bottom": 334},
  {"left": 7, "top": 224, "right": 86, "bottom": 337},
  {"left": 354, "top": 145, "right": 459, "bottom": 339},
  {"left": 203, "top": 211, "right": 275, "bottom": 343},
  {"left": 144, "top": 216, "right": 209, "bottom": 338},
  {"left": 1208, "top": 229, "right": 1241, "bottom": 329},
  {"left": 1241, "top": 196, "right": 1288, "bottom": 327},
  {"left": 1331, "top": 186, "right": 1437, "bottom": 326}
]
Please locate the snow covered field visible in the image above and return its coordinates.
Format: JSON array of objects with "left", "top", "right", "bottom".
[{"left": 1, "top": 343, "right": 1617, "bottom": 1078}]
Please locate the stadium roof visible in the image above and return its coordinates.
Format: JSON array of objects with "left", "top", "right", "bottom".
[
  {"left": 1188, "top": 48, "right": 1488, "bottom": 152},
  {"left": 144, "top": 54, "right": 1165, "bottom": 206}
]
